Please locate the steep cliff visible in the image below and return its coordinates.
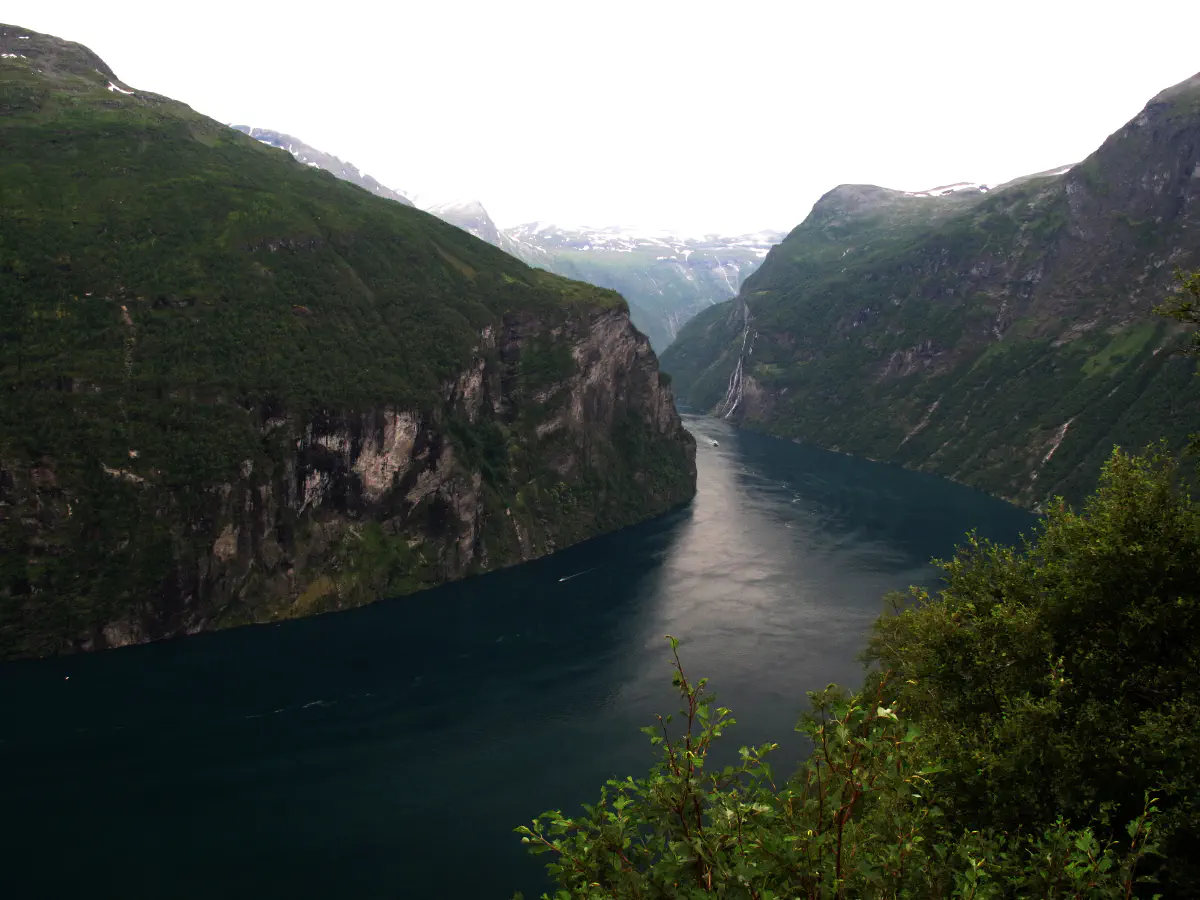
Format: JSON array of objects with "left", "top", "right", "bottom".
[
  {"left": 663, "top": 72, "right": 1200, "bottom": 507},
  {"left": 0, "top": 25, "right": 695, "bottom": 659}
]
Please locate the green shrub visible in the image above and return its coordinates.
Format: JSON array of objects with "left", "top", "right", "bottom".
[{"left": 520, "top": 445, "right": 1200, "bottom": 897}]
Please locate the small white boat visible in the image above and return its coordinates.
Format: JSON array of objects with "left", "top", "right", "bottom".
[{"left": 709, "top": 439, "right": 719, "bottom": 447}]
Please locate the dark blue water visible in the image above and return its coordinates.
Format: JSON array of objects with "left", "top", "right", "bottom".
[{"left": 0, "top": 415, "right": 1033, "bottom": 899}]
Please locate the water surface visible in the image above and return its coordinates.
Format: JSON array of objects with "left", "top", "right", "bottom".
[{"left": 0, "top": 414, "right": 1033, "bottom": 898}]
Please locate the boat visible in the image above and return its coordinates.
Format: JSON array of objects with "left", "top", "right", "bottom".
[{"left": 710, "top": 439, "right": 719, "bottom": 447}]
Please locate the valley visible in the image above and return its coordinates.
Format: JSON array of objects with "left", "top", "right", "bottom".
[{"left": 2, "top": 9, "right": 1200, "bottom": 900}]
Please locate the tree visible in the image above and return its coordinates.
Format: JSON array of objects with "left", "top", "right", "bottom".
[
  {"left": 868, "top": 446, "right": 1200, "bottom": 896},
  {"left": 1156, "top": 269, "right": 1200, "bottom": 356}
]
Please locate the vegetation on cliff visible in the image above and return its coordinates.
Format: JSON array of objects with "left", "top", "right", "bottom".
[
  {"left": 0, "top": 25, "right": 695, "bottom": 660},
  {"left": 1158, "top": 269, "right": 1200, "bottom": 360}
]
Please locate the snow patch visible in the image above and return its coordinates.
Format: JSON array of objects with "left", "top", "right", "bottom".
[
  {"left": 107, "top": 81, "right": 135, "bottom": 95},
  {"left": 904, "top": 182, "right": 988, "bottom": 198}
]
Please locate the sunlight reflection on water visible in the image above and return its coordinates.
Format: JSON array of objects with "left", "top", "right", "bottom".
[{"left": 0, "top": 414, "right": 1032, "bottom": 900}]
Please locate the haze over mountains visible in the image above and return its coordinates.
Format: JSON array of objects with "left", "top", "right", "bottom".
[{"left": 235, "top": 125, "right": 784, "bottom": 350}]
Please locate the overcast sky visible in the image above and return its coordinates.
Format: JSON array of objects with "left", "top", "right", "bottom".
[{"left": 7, "top": 0, "right": 1200, "bottom": 234}]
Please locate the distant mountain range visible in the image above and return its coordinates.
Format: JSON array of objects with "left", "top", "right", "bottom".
[
  {"left": 233, "top": 126, "right": 782, "bottom": 349},
  {"left": 397, "top": 199, "right": 783, "bottom": 352},
  {"left": 498, "top": 222, "right": 784, "bottom": 352}
]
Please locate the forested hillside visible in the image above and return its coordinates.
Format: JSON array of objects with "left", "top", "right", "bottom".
[
  {"left": 0, "top": 24, "right": 695, "bottom": 659},
  {"left": 663, "top": 73, "right": 1200, "bottom": 507}
]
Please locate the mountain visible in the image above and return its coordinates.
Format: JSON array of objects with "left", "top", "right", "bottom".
[
  {"left": 662, "top": 72, "right": 1200, "bottom": 508},
  {"left": 0, "top": 23, "right": 696, "bottom": 660},
  {"left": 232, "top": 125, "right": 415, "bottom": 206},
  {"left": 426, "top": 203, "right": 783, "bottom": 351}
]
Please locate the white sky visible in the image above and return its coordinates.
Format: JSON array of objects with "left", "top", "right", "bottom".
[{"left": 7, "top": 0, "right": 1200, "bottom": 235}]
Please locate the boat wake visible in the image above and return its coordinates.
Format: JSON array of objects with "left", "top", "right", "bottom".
[{"left": 558, "top": 568, "right": 596, "bottom": 583}]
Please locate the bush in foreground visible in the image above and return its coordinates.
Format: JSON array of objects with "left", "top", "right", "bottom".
[{"left": 518, "top": 447, "right": 1199, "bottom": 898}]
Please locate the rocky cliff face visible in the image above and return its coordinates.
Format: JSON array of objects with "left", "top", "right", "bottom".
[
  {"left": 5, "top": 304, "right": 694, "bottom": 656},
  {"left": 663, "top": 72, "right": 1200, "bottom": 507}
]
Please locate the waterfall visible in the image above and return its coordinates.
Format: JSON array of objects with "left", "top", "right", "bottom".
[
  {"left": 717, "top": 316, "right": 753, "bottom": 420},
  {"left": 721, "top": 354, "right": 744, "bottom": 419}
]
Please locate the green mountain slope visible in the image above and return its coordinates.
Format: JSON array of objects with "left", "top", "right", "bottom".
[
  {"left": 0, "top": 24, "right": 696, "bottom": 660},
  {"left": 663, "top": 73, "right": 1200, "bottom": 507}
]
